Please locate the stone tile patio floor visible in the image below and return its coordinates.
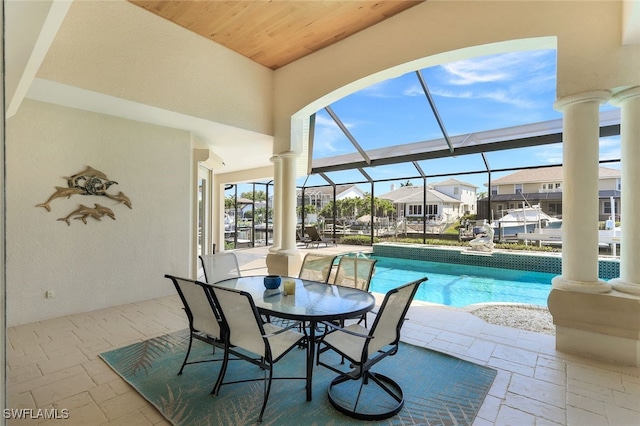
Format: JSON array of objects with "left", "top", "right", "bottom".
[{"left": 6, "top": 245, "right": 640, "bottom": 425}]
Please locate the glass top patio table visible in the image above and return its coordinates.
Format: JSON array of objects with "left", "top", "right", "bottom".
[{"left": 212, "top": 275, "right": 376, "bottom": 401}]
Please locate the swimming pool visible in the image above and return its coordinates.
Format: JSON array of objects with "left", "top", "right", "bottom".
[{"left": 367, "top": 255, "right": 555, "bottom": 308}]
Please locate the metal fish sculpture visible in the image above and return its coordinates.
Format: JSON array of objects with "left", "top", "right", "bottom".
[
  {"left": 57, "top": 204, "right": 103, "bottom": 226},
  {"left": 84, "top": 179, "right": 118, "bottom": 196},
  {"left": 64, "top": 166, "right": 109, "bottom": 187},
  {"left": 94, "top": 204, "right": 115, "bottom": 220},
  {"left": 36, "top": 187, "right": 86, "bottom": 212},
  {"left": 106, "top": 191, "right": 132, "bottom": 209}
]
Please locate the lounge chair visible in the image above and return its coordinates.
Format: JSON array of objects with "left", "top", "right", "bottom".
[
  {"left": 304, "top": 226, "right": 337, "bottom": 248},
  {"left": 296, "top": 228, "right": 311, "bottom": 245}
]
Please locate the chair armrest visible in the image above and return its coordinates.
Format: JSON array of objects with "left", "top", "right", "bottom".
[
  {"left": 320, "top": 321, "right": 373, "bottom": 340},
  {"left": 262, "top": 321, "right": 303, "bottom": 338}
]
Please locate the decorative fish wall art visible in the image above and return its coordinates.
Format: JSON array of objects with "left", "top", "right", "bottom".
[{"left": 36, "top": 166, "right": 133, "bottom": 226}]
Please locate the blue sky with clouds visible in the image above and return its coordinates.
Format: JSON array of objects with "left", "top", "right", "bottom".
[
  {"left": 301, "top": 49, "right": 620, "bottom": 193},
  {"left": 232, "top": 49, "right": 620, "bottom": 198}
]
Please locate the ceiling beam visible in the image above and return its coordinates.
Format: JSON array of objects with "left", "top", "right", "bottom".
[{"left": 311, "top": 124, "right": 620, "bottom": 174}]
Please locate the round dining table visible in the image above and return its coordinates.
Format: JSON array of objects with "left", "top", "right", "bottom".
[{"left": 212, "top": 275, "right": 376, "bottom": 401}]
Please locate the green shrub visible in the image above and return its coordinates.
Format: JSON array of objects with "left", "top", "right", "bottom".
[{"left": 339, "top": 235, "right": 380, "bottom": 245}]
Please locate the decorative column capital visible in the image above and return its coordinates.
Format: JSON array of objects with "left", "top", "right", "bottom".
[
  {"left": 277, "top": 151, "right": 299, "bottom": 159},
  {"left": 611, "top": 86, "right": 640, "bottom": 106},
  {"left": 554, "top": 90, "right": 611, "bottom": 111},
  {"left": 269, "top": 155, "right": 281, "bottom": 164}
]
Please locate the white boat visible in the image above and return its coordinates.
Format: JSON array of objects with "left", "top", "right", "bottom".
[
  {"left": 519, "top": 220, "right": 621, "bottom": 246},
  {"left": 490, "top": 206, "right": 561, "bottom": 237}
]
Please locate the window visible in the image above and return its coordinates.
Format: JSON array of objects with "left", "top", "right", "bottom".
[
  {"left": 408, "top": 205, "right": 422, "bottom": 216},
  {"left": 515, "top": 184, "right": 523, "bottom": 194},
  {"left": 453, "top": 187, "right": 459, "bottom": 195},
  {"left": 491, "top": 186, "right": 498, "bottom": 195},
  {"left": 617, "top": 178, "right": 621, "bottom": 191},
  {"left": 548, "top": 203, "right": 562, "bottom": 215},
  {"left": 603, "top": 200, "right": 620, "bottom": 215}
]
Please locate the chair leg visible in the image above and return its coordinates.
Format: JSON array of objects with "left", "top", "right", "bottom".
[
  {"left": 326, "top": 372, "right": 405, "bottom": 420},
  {"left": 212, "top": 346, "right": 230, "bottom": 395},
  {"left": 178, "top": 332, "right": 194, "bottom": 375},
  {"left": 257, "top": 365, "right": 274, "bottom": 423}
]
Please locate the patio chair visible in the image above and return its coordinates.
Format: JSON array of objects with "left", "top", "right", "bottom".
[
  {"left": 164, "top": 274, "right": 226, "bottom": 392},
  {"left": 199, "top": 252, "right": 241, "bottom": 284},
  {"left": 296, "top": 227, "right": 311, "bottom": 245},
  {"left": 304, "top": 226, "right": 337, "bottom": 248},
  {"left": 208, "top": 286, "right": 307, "bottom": 423},
  {"left": 298, "top": 252, "right": 337, "bottom": 283},
  {"left": 333, "top": 256, "right": 377, "bottom": 327},
  {"left": 316, "top": 276, "right": 429, "bottom": 420},
  {"left": 333, "top": 256, "right": 377, "bottom": 291}
]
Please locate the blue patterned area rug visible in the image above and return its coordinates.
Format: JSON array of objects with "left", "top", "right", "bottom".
[{"left": 100, "top": 329, "right": 496, "bottom": 425}]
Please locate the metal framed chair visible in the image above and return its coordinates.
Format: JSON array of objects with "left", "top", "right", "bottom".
[
  {"left": 333, "top": 256, "right": 377, "bottom": 291},
  {"left": 208, "top": 286, "right": 307, "bottom": 423},
  {"left": 316, "top": 277, "right": 428, "bottom": 420},
  {"left": 164, "top": 274, "right": 226, "bottom": 393},
  {"left": 298, "top": 252, "right": 337, "bottom": 283},
  {"left": 333, "top": 256, "right": 377, "bottom": 327},
  {"left": 199, "top": 252, "right": 241, "bottom": 283}
]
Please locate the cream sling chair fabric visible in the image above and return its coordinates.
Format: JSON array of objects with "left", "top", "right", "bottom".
[
  {"left": 316, "top": 277, "right": 428, "bottom": 420},
  {"left": 209, "top": 286, "right": 306, "bottom": 423},
  {"left": 298, "top": 253, "right": 337, "bottom": 283},
  {"left": 333, "top": 256, "right": 377, "bottom": 291},
  {"left": 333, "top": 256, "right": 377, "bottom": 327},
  {"left": 199, "top": 252, "right": 241, "bottom": 284}
]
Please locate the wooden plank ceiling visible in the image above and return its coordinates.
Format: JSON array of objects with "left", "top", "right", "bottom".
[{"left": 129, "top": 0, "right": 424, "bottom": 69}]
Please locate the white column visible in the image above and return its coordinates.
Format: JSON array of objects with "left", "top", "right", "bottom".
[
  {"left": 269, "top": 155, "right": 281, "bottom": 252},
  {"left": 278, "top": 151, "right": 299, "bottom": 254},
  {"left": 551, "top": 90, "right": 612, "bottom": 293},
  {"left": 610, "top": 86, "right": 640, "bottom": 295}
]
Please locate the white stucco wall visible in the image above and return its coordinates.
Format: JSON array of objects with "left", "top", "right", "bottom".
[
  {"left": 36, "top": 0, "right": 274, "bottom": 137},
  {"left": 6, "top": 100, "right": 192, "bottom": 326}
]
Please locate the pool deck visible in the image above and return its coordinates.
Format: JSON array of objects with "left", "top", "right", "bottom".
[{"left": 6, "top": 244, "right": 640, "bottom": 425}]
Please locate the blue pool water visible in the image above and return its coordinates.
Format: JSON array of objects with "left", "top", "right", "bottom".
[{"left": 367, "top": 256, "right": 555, "bottom": 308}]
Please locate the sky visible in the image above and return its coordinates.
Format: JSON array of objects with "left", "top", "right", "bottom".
[{"left": 230, "top": 49, "right": 621, "bottom": 198}]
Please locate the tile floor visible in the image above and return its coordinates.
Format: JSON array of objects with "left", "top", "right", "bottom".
[{"left": 6, "top": 245, "right": 640, "bottom": 425}]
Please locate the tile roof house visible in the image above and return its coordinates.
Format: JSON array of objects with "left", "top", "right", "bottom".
[
  {"left": 379, "top": 179, "right": 478, "bottom": 222},
  {"left": 297, "top": 184, "right": 366, "bottom": 211},
  {"left": 482, "top": 166, "right": 621, "bottom": 220}
]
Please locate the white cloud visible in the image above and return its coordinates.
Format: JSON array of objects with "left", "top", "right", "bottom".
[
  {"left": 532, "top": 144, "right": 563, "bottom": 164},
  {"left": 425, "top": 50, "right": 556, "bottom": 109},
  {"left": 312, "top": 114, "right": 358, "bottom": 156},
  {"left": 429, "top": 87, "right": 535, "bottom": 108},
  {"left": 441, "top": 51, "right": 553, "bottom": 86},
  {"left": 403, "top": 85, "right": 424, "bottom": 97}
]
